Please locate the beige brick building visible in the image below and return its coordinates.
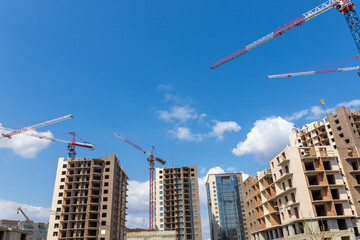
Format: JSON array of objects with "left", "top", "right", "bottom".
[
  {"left": 155, "top": 166, "right": 202, "bottom": 240},
  {"left": 242, "top": 106, "right": 360, "bottom": 240},
  {"left": 47, "top": 154, "right": 128, "bottom": 240}
]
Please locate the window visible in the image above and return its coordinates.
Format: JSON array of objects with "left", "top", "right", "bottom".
[
  {"left": 160, "top": 213, "right": 163, "bottom": 216},
  {"left": 62, "top": 171, "right": 66, "bottom": 175},
  {"left": 63, "top": 164, "right": 67, "bottom": 168},
  {"left": 104, "top": 182, "right": 109, "bottom": 186},
  {"left": 160, "top": 186, "right": 163, "bottom": 189},
  {"left": 160, "top": 207, "right": 163, "bottom": 211},
  {"left": 345, "top": 139, "right": 350, "bottom": 143},
  {"left": 57, "top": 200, "right": 62, "bottom": 204},
  {"left": 59, "top": 185, "right": 64, "bottom": 189},
  {"left": 160, "top": 224, "right": 164, "bottom": 228},
  {"left": 105, "top": 175, "right": 109, "bottom": 179},
  {"left": 53, "top": 232, "right": 58, "bottom": 236},
  {"left": 102, "top": 213, "right": 107, "bottom": 217},
  {"left": 104, "top": 189, "right": 108, "bottom": 194},
  {"left": 103, "top": 197, "right": 108, "bottom": 202},
  {"left": 60, "top": 178, "right": 65, "bottom": 182},
  {"left": 58, "top": 193, "right": 63, "bottom": 197},
  {"left": 54, "top": 223, "right": 59, "bottom": 228},
  {"left": 105, "top": 168, "right": 110, "bottom": 172},
  {"left": 340, "top": 133, "right": 344, "bottom": 138},
  {"left": 106, "top": 161, "right": 110, "bottom": 165},
  {"left": 103, "top": 205, "right": 107, "bottom": 210},
  {"left": 55, "top": 216, "right": 60, "bottom": 220},
  {"left": 160, "top": 218, "right": 163, "bottom": 222},
  {"left": 294, "top": 207, "right": 299, "bottom": 218},
  {"left": 101, "top": 221, "right": 106, "bottom": 226}
]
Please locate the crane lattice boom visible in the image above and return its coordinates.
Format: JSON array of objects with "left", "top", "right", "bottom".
[
  {"left": 0, "top": 114, "right": 73, "bottom": 139},
  {"left": 268, "top": 66, "right": 360, "bottom": 78},
  {"left": 210, "top": 0, "right": 357, "bottom": 69}
]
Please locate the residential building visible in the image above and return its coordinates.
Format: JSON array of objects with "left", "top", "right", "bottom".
[
  {"left": 206, "top": 173, "right": 246, "bottom": 240},
  {"left": 243, "top": 146, "right": 357, "bottom": 240},
  {"left": 291, "top": 106, "right": 360, "bottom": 231},
  {"left": 155, "top": 166, "right": 202, "bottom": 240},
  {"left": 47, "top": 154, "right": 128, "bottom": 240},
  {"left": 0, "top": 220, "right": 48, "bottom": 240},
  {"left": 241, "top": 106, "right": 360, "bottom": 240},
  {"left": 0, "top": 226, "right": 31, "bottom": 240}
]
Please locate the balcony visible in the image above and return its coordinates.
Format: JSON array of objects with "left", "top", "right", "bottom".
[{"left": 275, "top": 173, "right": 293, "bottom": 184}]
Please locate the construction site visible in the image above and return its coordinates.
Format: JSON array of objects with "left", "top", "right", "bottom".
[{"left": 1, "top": 0, "right": 360, "bottom": 240}]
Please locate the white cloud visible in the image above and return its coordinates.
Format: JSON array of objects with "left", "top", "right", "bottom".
[
  {"left": 126, "top": 215, "right": 148, "bottom": 229},
  {"left": 0, "top": 199, "right": 50, "bottom": 222},
  {"left": 232, "top": 117, "right": 294, "bottom": 163},
  {"left": 157, "top": 105, "right": 198, "bottom": 122},
  {"left": 307, "top": 106, "right": 325, "bottom": 119},
  {"left": 226, "top": 166, "right": 237, "bottom": 172},
  {"left": 242, "top": 172, "right": 250, "bottom": 180},
  {"left": 158, "top": 84, "right": 173, "bottom": 91},
  {"left": 169, "top": 121, "right": 241, "bottom": 142},
  {"left": 0, "top": 127, "right": 53, "bottom": 158},
  {"left": 338, "top": 99, "right": 360, "bottom": 108},
  {"left": 285, "top": 109, "right": 309, "bottom": 121},
  {"left": 126, "top": 180, "right": 149, "bottom": 229},
  {"left": 127, "top": 180, "right": 149, "bottom": 214},
  {"left": 286, "top": 99, "right": 360, "bottom": 121},
  {"left": 210, "top": 121, "right": 241, "bottom": 140},
  {"left": 168, "top": 127, "right": 203, "bottom": 142}
]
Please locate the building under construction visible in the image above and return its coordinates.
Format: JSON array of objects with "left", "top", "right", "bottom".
[
  {"left": 155, "top": 166, "right": 202, "bottom": 240},
  {"left": 47, "top": 154, "right": 128, "bottom": 240},
  {"left": 241, "top": 106, "right": 360, "bottom": 240}
]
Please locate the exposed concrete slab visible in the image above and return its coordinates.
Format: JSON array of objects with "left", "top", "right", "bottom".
[{"left": 127, "top": 230, "right": 176, "bottom": 240}]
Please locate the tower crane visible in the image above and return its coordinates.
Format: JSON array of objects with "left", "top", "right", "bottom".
[
  {"left": 113, "top": 133, "right": 166, "bottom": 231},
  {"left": 210, "top": 0, "right": 360, "bottom": 69},
  {"left": 17, "top": 206, "right": 45, "bottom": 240},
  {"left": 0, "top": 114, "right": 73, "bottom": 139},
  {"left": 268, "top": 56, "right": 360, "bottom": 78},
  {"left": 0, "top": 115, "right": 95, "bottom": 159}
]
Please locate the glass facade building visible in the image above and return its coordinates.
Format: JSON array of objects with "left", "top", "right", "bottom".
[{"left": 206, "top": 173, "right": 245, "bottom": 240}]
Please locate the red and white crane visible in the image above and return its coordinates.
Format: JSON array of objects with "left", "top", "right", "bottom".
[
  {"left": 0, "top": 114, "right": 73, "bottom": 139},
  {"left": 0, "top": 115, "right": 95, "bottom": 158},
  {"left": 267, "top": 56, "right": 360, "bottom": 78},
  {"left": 113, "top": 133, "right": 166, "bottom": 231},
  {"left": 210, "top": 0, "right": 360, "bottom": 69}
]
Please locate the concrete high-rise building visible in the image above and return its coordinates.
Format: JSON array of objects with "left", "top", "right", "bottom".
[
  {"left": 290, "top": 106, "right": 360, "bottom": 224},
  {"left": 47, "top": 154, "right": 128, "bottom": 240},
  {"left": 155, "top": 166, "right": 202, "bottom": 240},
  {"left": 241, "top": 106, "right": 360, "bottom": 240},
  {"left": 206, "top": 173, "right": 246, "bottom": 240},
  {"left": 243, "top": 146, "right": 357, "bottom": 240}
]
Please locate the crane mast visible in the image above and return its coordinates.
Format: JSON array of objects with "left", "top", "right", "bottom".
[{"left": 114, "top": 133, "right": 165, "bottom": 230}]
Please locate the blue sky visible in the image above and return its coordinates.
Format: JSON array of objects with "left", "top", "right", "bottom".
[{"left": 0, "top": 0, "right": 360, "bottom": 238}]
